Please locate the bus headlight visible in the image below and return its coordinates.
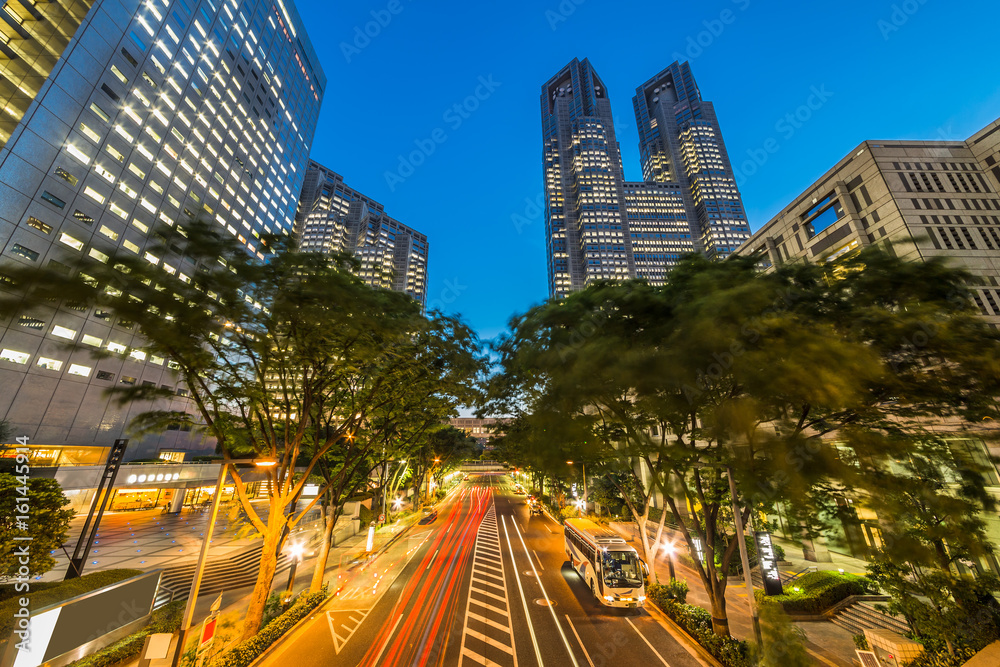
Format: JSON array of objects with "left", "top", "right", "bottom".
[
  {"left": 638, "top": 595, "right": 646, "bottom": 602},
  {"left": 604, "top": 595, "right": 614, "bottom": 602}
]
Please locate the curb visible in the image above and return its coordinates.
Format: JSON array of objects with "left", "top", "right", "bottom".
[{"left": 644, "top": 602, "right": 723, "bottom": 667}]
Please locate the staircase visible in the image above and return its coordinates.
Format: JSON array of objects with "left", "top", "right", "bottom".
[
  {"left": 158, "top": 541, "right": 302, "bottom": 601},
  {"left": 831, "top": 600, "right": 911, "bottom": 636}
]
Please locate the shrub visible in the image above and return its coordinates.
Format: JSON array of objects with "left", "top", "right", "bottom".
[
  {"left": 67, "top": 600, "right": 184, "bottom": 667},
  {"left": 662, "top": 578, "right": 689, "bottom": 604},
  {"left": 559, "top": 507, "right": 579, "bottom": 521},
  {"left": 854, "top": 634, "right": 870, "bottom": 650},
  {"left": 754, "top": 570, "right": 878, "bottom": 615},
  {"left": 0, "top": 569, "right": 143, "bottom": 637},
  {"left": 208, "top": 589, "right": 327, "bottom": 667},
  {"left": 752, "top": 601, "right": 811, "bottom": 667},
  {"left": 646, "top": 584, "right": 751, "bottom": 667}
]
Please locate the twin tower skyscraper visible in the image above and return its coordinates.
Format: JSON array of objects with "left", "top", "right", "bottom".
[{"left": 542, "top": 58, "right": 751, "bottom": 298}]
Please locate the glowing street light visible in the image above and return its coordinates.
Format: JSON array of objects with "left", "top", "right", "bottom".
[
  {"left": 663, "top": 541, "right": 677, "bottom": 581},
  {"left": 283, "top": 542, "right": 305, "bottom": 604}
]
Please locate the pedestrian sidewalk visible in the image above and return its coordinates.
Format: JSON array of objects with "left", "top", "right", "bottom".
[
  {"left": 129, "top": 512, "right": 421, "bottom": 666},
  {"left": 611, "top": 523, "right": 864, "bottom": 667}
]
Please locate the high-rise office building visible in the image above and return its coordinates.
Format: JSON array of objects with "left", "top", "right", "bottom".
[
  {"left": 737, "top": 118, "right": 1000, "bottom": 328},
  {"left": 633, "top": 61, "right": 751, "bottom": 259},
  {"left": 0, "top": 0, "right": 325, "bottom": 459},
  {"left": 541, "top": 58, "right": 750, "bottom": 298},
  {"left": 297, "top": 161, "right": 429, "bottom": 309}
]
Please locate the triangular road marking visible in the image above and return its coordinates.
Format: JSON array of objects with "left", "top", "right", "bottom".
[{"left": 327, "top": 610, "right": 369, "bottom": 654}]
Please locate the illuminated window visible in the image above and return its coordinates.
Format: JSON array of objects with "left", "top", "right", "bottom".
[
  {"left": 36, "top": 357, "right": 63, "bottom": 371},
  {"left": 81, "top": 334, "right": 103, "bottom": 347},
  {"left": 99, "top": 225, "right": 119, "bottom": 241},
  {"left": 51, "top": 325, "right": 77, "bottom": 340},
  {"left": 68, "top": 364, "right": 92, "bottom": 377}
]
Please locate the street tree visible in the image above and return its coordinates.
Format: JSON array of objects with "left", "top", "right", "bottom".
[
  {"left": 0, "top": 475, "right": 74, "bottom": 577},
  {"left": 0, "top": 220, "right": 484, "bottom": 640}
]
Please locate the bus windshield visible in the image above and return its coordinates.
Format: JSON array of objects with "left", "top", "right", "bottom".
[{"left": 602, "top": 550, "right": 643, "bottom": 589}]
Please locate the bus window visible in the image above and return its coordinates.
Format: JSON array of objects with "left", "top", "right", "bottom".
[{"left": 602, "top": 551, "right": 643, "bottom": 589}]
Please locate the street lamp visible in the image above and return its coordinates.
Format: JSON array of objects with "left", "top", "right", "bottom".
[
  {"left": 171, "top": 457, "right": 276, "bottom": 667},
  {"left": 283, "top": 542, "right": 305, "bottom": 606},
  {"left": 662, "top": 541, "right": 677, "bottom": 581}
]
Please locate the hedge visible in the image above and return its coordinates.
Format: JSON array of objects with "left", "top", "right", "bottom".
[
  {"left": 0, "top": 569, "right": 143, "bottom": 637},
  {"left": 66, "top": 600, "right": 184, "bottom": 667},
  {"left": 207, "top": 589, "right": 328, "bottom": 667},
  {"left": 646, "top": 583, "right": 751, "bottom": 667},
  {"left": 754, "top": 570, "right": 879, "bottom": 615}
]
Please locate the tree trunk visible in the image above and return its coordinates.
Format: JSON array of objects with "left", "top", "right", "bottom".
[
  {"left": 709, "top": 583, "right": 731, "bottom": 637},
  {"left": 241, "top": 518, "right": 284, "bottom": 640},
  {"left": 309, "top": 509, "right": 339, "bottom": 593}
]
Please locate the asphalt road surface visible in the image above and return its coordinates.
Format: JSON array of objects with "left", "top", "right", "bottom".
[{"left": 263, "top": 475, "right": 707, "bottom": 667}]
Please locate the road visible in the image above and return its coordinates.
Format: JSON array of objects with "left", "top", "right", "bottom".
[{"left": 263, "top": 475, "right": 707, "bottom": 667}]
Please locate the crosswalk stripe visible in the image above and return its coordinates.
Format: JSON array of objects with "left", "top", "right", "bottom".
[
  {"left": 468, "top": 598, "right": 509, "bottom": 618},
  {"left": 467, "top": 610, "right": 512, "bottom": 633},
  {"left": 466, "top": 628, "right": 515, "bottom": 655},
  {"left": 461, "top": 647, "right": 505, "bottom": 667},
  {"left": 470, "top": 584, "right": 508, "bottom": 604}
]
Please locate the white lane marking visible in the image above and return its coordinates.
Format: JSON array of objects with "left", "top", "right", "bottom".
[
  {"left": 371, "top": 614, "right": 402, "bottom": 664},
  {"left": 501, "top": 515, "right": 544, "bottom": 667},
  {"left": 626, "top": 618, "right": 671, "bottom": 666},
  {"left": 564, "top": 615, "right": 595, "bottom": 667},
  {"left": 510, "top": 519, "right": 580, "bottom": 667},
  {"left": 533, "top": 550, "right": 545, "bottom": 570},
  {"left": 543, "top": 524, "right": 553, "bottom": 534}
]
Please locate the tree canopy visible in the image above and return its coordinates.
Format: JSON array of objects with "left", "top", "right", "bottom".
[{"left": 484, "top": 247, "right": 1000, "bottom": 640}]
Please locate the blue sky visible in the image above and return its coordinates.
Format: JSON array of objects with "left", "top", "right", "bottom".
[{"left": 294, "top": 0, "right": 1000, "bottom": 342}]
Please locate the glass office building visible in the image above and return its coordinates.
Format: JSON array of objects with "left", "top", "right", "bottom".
[
  {"left": 541, "top": 58, "right": 750, "bottom": 298},
  {"left": 297, "top": 161, "right": 429, "bottom": 310},
  {"left": 0, "top": 0, "right": 325, "bottom": 459}
]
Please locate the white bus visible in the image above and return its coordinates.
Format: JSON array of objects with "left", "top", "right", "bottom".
[{"left": 564, "top": 518, "right": 648, "bottom": 608}]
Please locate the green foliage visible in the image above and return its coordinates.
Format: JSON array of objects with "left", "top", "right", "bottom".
[
  {"left": 0, "top": 569, "right": 143, "bottom": 637},
  {"left": 645, "top": 584, "right": 751, "bottom": 666},
  {"left": 208, "top": 589, "right": 327, "bottom": 667},
  {"left": 261, "top": 591, "right": 285, "bottom": 627},
  {"left": 0, "top": 219, "right": 487, "bottom": 639},
  {"left": 903, "top": 646, "right": 978, "bottom": 667},
  {"left": 854, "top": 634, "right": 870, "bottom": 650},
  {"left": 751, "top": 601, "right": 812, "bottom": 667},
  {"left": 753, "top": 570, "right": 878, "bottom": 615},
  {"left": 558, "top": 506, "right": 579, "bottom": 521},
  {"left": 661, "top": 578, "right": 689, "bottom": 604},
  {"left": 0, "top": 474, "right": 74, "bottom": 577},
  {"left": 484, "top": 246, "right": 1000, "bottom": 640},
  {"left": 65, "top": 600, "right": 183, "bottom": 667}
]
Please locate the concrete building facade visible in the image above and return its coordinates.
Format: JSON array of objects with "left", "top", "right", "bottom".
[
  {"left": 0, "top": 0, "right": 325, "bottom": 460},
  {"left": 737, "top": 118, "right": 1000, "bottom": 327},
  {"left": 541, "top": 58, "right": 750, "bottom": 298},
  {"left": 297, "top": 160, "right": 429, "bottom": 309}
]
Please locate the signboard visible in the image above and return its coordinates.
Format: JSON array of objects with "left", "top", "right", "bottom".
[
  {"left": 755, "top": 531, "right": 784, "bottom": 596},
  {"left": 200, "top": 618, "right": 217, "bottom": 647},
  {"left": 5, "top": 571, "right": 159, "bottom": 667},
  {"left": 366, "top": 524, "right": 375, "bottom": 552},
  {"left": 855, "top": 650, "right": 882, "bottom": 667},
  {"left": 690, "top": 537, "right": 705, "bottom": 564}
]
